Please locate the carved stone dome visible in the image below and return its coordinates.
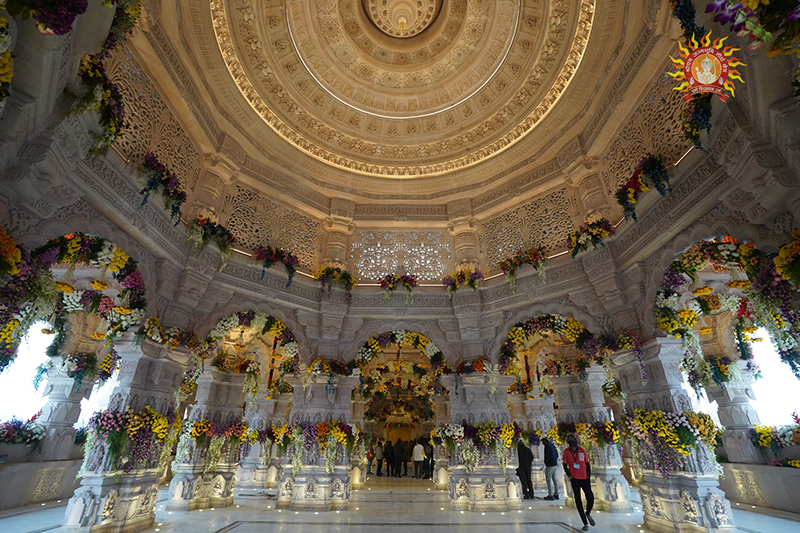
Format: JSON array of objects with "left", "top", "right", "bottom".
[
  {"left": 365, "top": 0, "right": 442, "bottom": 38},
  {"left": 207, "top": 0, "right": 598, "bottom": 177}
]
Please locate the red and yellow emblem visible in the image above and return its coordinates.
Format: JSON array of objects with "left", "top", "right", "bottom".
[{"left": 669, "top": 31, "right": 745, "bottom": 102}]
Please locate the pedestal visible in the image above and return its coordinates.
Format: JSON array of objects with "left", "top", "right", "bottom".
[{"left": 276, "top": 464, "right": 351, "bottom": 511}]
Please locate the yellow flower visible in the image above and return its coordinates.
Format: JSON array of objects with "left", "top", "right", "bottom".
[
  {"left": 113, "top": 306, "right": 132, "bottom": 315},
  {"left": 91, "top": 332, "right": 106, "bottom": 340},
  {"left": 698, "top": 327, "right": 712, "bottom": 335},
  {"left": 107, "top": 248, "right": 130, "bottom": 273},
  {"left": 56, "top": 282, "right": 75, "bottom": 294},
  {"left": 91, "top": 280, "right": 109, "bottom": 291},
  {"left": 691, "top": 286, "right": 713, "bottom": 296}
]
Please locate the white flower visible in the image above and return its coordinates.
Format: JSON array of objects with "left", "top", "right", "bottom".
[
  {"left": 91, "top": 242, "right": 116, "bottom": 268},
  {"left": 426, "top": 343, "right": 440, "bottom": 357},
  {"left": 62, "top": 290, "right": 86, "bottom": 312},
  {"left": 281, "top": 341, "right": 299, "bottom": 359}
]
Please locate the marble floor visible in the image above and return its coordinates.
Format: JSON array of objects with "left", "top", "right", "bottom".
[{"left": 1, "top": 475, "right": 798, "bottom": 533}]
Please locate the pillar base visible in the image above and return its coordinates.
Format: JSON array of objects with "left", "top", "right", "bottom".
[
  {"left": 640, "top": 473, "right": 736, "bottom": 532},
  {"left": 449, "top": 466, "right": 522, "bottom": 511},
  {"left": 276, "top": 465, "right": 351, "bottom": 511}
]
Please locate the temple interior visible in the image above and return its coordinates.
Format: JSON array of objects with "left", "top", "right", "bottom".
[{"left": 0, "top": 0, "right": 799, "bottom": 532}]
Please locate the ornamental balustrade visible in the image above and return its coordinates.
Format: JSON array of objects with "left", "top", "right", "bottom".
[{"left": 611, "top": 339, "right": 736, "bottom": 533}]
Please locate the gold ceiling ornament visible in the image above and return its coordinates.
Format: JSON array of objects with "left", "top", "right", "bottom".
[
  {"left": 365, "top": 0, "right": 441, "bottom": 38},
  {"left": 209, "top": 0, "right": 597, "bottom": 177}
]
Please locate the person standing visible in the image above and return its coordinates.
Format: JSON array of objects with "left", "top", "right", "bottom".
[
  {"left": 393, "top": 439, "right": 404, "bottom": 477},
  {"left": 375, "top": 439, "right": 384, "bottom": 476},
  {"left": 563, "top": 435, "right": 595, "bottom": 531},
  {"left": 413, "top": 439, "right": 426, "bottom": 479},
  {"left": 423, "top": 440, "right": 433, "bottom": 479},
  {"left": 366, "top": 440, "right": 375, "bottom": 475},
  {"left": 542, "top": 437, "right": 560, "bottom": 500},
  {"left": 384, "top": 440, "right": 395, "bottom": 477},
  {"left": 516, "top": 439, "right": 534, "bottom": 499},
  {"left": 403, "top": 440, "right": 412, "bottom": 476}
]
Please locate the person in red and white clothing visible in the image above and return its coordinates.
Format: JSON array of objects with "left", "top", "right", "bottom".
[{"left": 562, "top": 435, "right": 595, "bottom": 531}]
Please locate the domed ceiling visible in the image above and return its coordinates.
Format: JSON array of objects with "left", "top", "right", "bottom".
[
  {"left": 133, "top": 0, "right": 674, "bottom": 204},
  {"left": 210, "top": 0, "right": 594, "bottom": 176}
]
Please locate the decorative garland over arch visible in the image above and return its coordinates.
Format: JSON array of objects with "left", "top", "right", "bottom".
[
  {"left": 355, "top": 330, "right": 443, "bottom": 364},
  {"left": 141, "top": 310, "right": 299, "bottom": 398},
  {"left": 0, "top": 231, "right": 148, "bottom": 373},
  {"left": 499, "top": 314, "right": 646, "bottom": 392},
  {"left": 654, "top": 238, "right": 800, "bottom": 389}
]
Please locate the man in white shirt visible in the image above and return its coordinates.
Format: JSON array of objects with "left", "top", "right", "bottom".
[{"left": 413, "top": 439, "right": 426, "bottom": 479}]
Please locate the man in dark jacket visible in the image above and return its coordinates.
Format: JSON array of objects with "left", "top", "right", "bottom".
[
  {"left": 542, "top": 437, "right": 560, "bottom": 500},
  {"left": 384, "top": 440, "right": 395, "bottom": 477},
  {"left": 516, "top": 439, "right": 534, "bottom": 499},
  {"left": 393, "top": 439, "right": 404, "bottom": 477}
]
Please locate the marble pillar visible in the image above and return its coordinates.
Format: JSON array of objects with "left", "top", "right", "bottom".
[
  {"left": 705, "top": 364, "right": 763, "bottom": 465},
  {"left": 612, "top": 339, "right": 736, "bottom": 532},
  {"left": 63, "top": 336, "right": 184, "bottom": 533},
  {"left": 167, "top": 370, "right": 245, "bottom": 511},
  {"left": 235, "top": 398, "right": 278, "bottom": 498},
  {"left": 276, "top": 374, "right": 359, "bottom": 511},
  {"left": 552, "top": 367, "right": 633, "bottom": 512},
  {"left": 441, "top": 374, "right": 522, "bottom": 511}
]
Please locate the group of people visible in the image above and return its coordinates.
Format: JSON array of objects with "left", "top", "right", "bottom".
[
  {"left": 367, "top": 438, "right": 435, "bottom": 480},
  {"left": 517, "top": 436, "right": 596, "bottom": 532}
]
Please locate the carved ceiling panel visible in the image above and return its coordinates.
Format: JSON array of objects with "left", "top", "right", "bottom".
[
  {"left": 478, "top": 188, "right": 576, "bottom": 271},
  {"left": 602, "top": 71, "right": 687, "bottom": 193},
  {"left": 106, "top": 51, "right": 202, "bottom": 192},
  {"left": 350, "top": 230, "right": 452, "bottom": 281},
  {"left": 208, "top": 0, "right": 597, "bottom": 176},
  {"left": 226, "top": 186, "right": 324, "bottom": 271}
]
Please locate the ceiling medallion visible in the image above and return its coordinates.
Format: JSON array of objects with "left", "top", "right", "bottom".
[
  {"left": 210, "top": 0, "right": 596, "bottom": 177},
  {"left": 365, "top": 0, "right": 441, "bottom": 38}
]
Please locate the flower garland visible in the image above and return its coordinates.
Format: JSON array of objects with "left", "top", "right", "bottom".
[
  {"left": 441, "top": 268, "right": 484, "bottom": 295},
  {"left": 253, "top": 245, "right": 299, "bottom": 287},
  {"left": 0, "top": 225, "right": 21, "bottom": 277},
  {"left": 615, "top": 155, "right": 672, "bottom": 221},
  {"left": 356, "top": 329, "right": 441, "bottom": 364},
  {"left": 282, "top": 420, "right": 359, "bottom": 475},
  {"left": 621, "top": 408, "right": 722, "bottom": 479},
  {"left": 379, "top": 272, "right": 418, "bottom": 305},
  {"left": 553, "top": 420, "right": 622, "bottom": 450},
  {"left": 139, "top": 317, "right": 214, "bottom": 358},
  {"left": 98, "top": 0, "right": 142, "bottom": 60},
  {"left": 188, "top": 216, "right": 237, "bottom": 272},
  {"left": 4, "top": 0, "right": 88, "bottom": 35},
  {"left": 775, "top": 230, "right": 800, "bottom": 290},
  {"left": 80, "top": 406, "right": 172, "bottom": 476},
  {"left": 314, "top": 266, "right": 357, "bottom": 305},
  {"left": 498, "top": 246, "right": 547, "bottom": 292},
  {"left": 70, "top": 54, "right": 125, "bottom": 155},
  {"left": 0, "top": 232, "right": 147, "bottom": 374},
  {"left": 0, "top": 411, "right": 44, "bottom": 447},
  {"left": 433, "top": 421, "right": 520, "bottom": 474},
  {"left": 568, "top": 219, "right": 615, "bottom": 258},
  {"left": 58, "top": 351, "right": 97, "bottom": 391},
  {"left": 750, "top": 413, "right": 800, "bottom": 467},
  {"left": 138, "top": 152, "right": 186, "bottom": 224},
  {"left": 682, "top": 92, "right": 713, "bottom": 150},
  {"left": 499, "top": 314, "right": 593, "bottom": 371},
  {"left": 0, "top": 10, "right": 13, "bottom": 115},
  {"left": 654, "top": 239, "right": 800, "bottom": 386}
]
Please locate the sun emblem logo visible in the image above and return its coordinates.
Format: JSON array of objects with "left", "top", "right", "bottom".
[{"left": 668, "top": 31, "right": 746, "bottom": 103}]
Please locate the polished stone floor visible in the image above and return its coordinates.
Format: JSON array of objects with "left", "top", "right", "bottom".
[{"left": 1, "top": 475, "right": 798, "bottom": 532}]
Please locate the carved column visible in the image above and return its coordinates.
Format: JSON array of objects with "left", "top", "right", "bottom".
[
  {"left": 234, "top": 399, "right": 278, "bottom": 498},
  {"left": 191, "top": 159, "right": 238, "bottom": 223},
  {"left": 699, "top": 319, "right": 763, "bottom": 465},
  {"left": 63, "top": 335, "right": 185, "bottom": 533},
  {"left": 276, "top": 374, "right": 360, "bottom": 511},
  {"left": 447, "top": 199, "right": 478, "bottom": 269},
  {"left": 522, "top": 396, "right": 558, "bottom": 491},
  {"left": 167, "top": 369, "right": 245, "bottom": 511},
  {"left": 441, "top": 373, "right": 521, "bottom": 511},
  {"left": 704, "top": 362, "right": 763, "bottom": 465},
  {"left": 612, "top": 339, "right": 736, "bottom": 532},
  {"left": 323, "top": 198, "right": 355, "bottom": 269},
  {"left": 552, "top": 367, "right": 633, "bottom": 512}
]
